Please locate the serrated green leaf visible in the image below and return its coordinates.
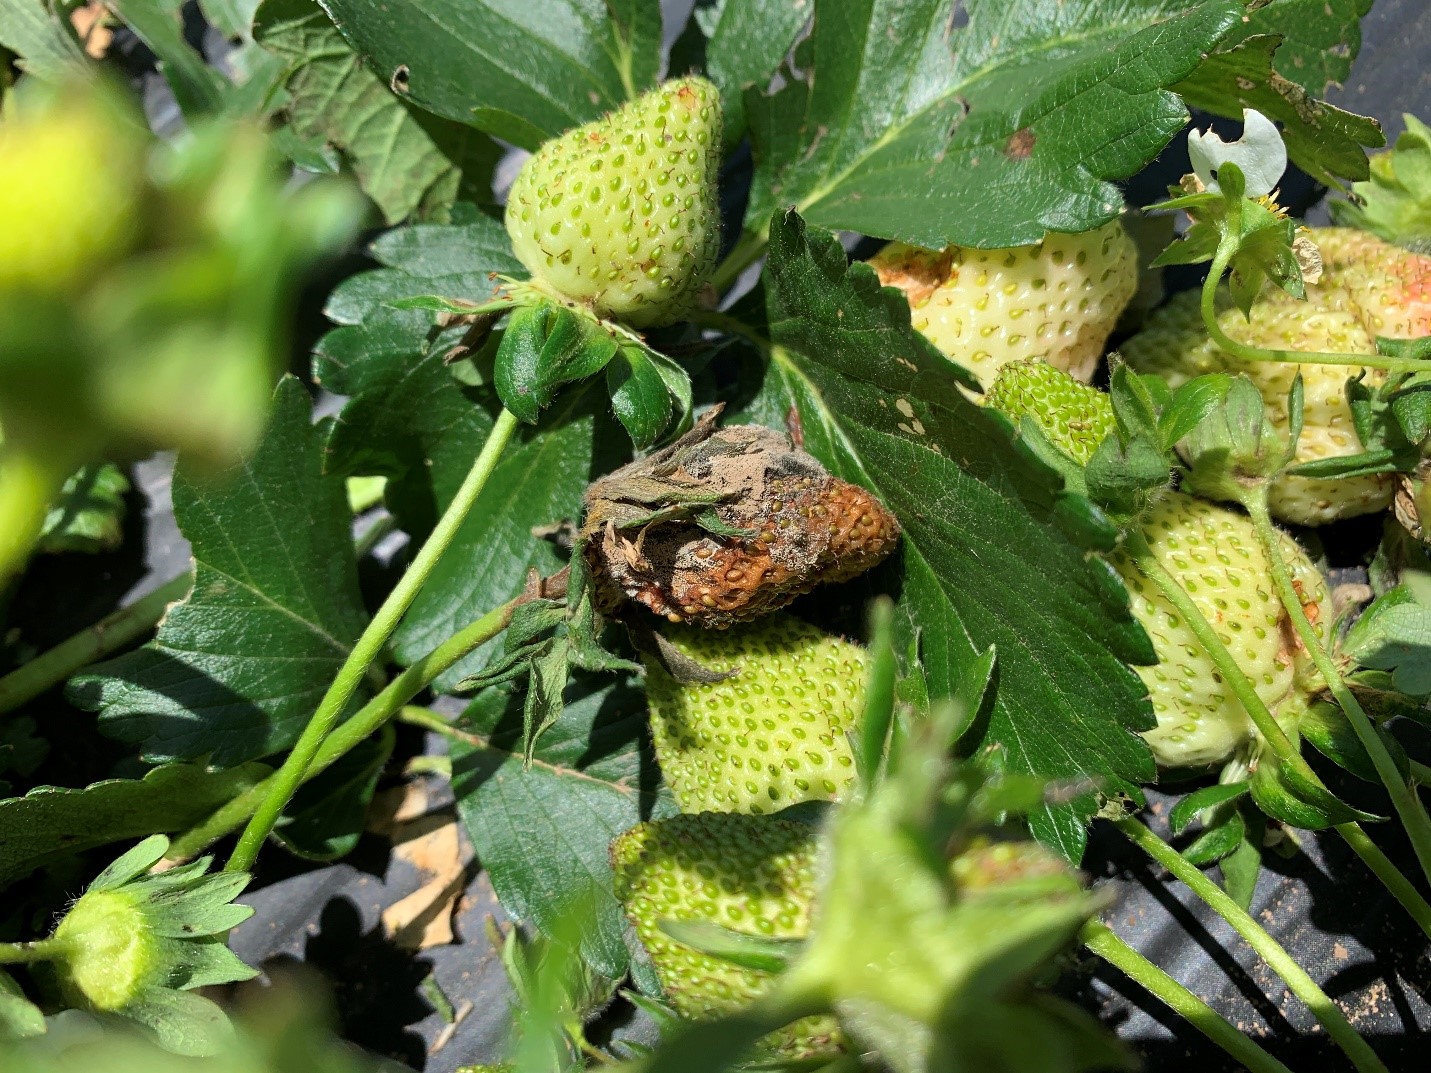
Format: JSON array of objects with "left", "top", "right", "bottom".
[
  {"left": 731, "top": 212, "right": 1155, "bottom": 862},
  {"left": 1174, "top": 35, "right": 1382, "bottom": 190},
  {"left": 742, "top": 0, "right": 1241, "bottom": 250},
  {"left": 0, "top": 0, "right": 87, "bottom": 81},
  {"left": 1234, "top": 0, "right": 1370, "bottom": 95},
  {"left": 671, "top": 0, "right": 811, "bottom": 146},
  {"left": 70, "top": 380, "right": 369, "bottom": 767},
  {"left": 317, "top": 0, "right": 662, "bottom": 149},
  {"left": 0, "top": 763, "right": 269, "bottom": 888},
  {"left": 254, "top": 0, "right": 501, "bottom": 224},
  {"left": 451, "top": 674, "right": 671, "bottom": 980},
  {"left": 324, "top": 232, "right": 522, "bottom": 332},
  {"left": 272, "top": 724, "right": 393, "bottom": 860}
]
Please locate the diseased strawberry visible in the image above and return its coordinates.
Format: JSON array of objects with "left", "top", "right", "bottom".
[
  {"left": 984, "top": 359, "right": 1116, "bottom": 466},
  {"left": 504, "top": 77, "right": 721, "bottom": 328},
  {"left": 581, "top": 410, "right": 899, "bottom": 628},
  {"left": 1109, "top": 491, "right": 1328, "bottom": 768},
  {"left": 610, "top": 812, "right": 843, "bottom": 1062},
  {"left": 1122, "top": 228, "right": 1431, "bottom": 525},
  {"left": 644, "top": 613, "right": 865, "bottom": 815},
  {"left": 869, "top": 221, "right": 1139, "bottom": 389}
]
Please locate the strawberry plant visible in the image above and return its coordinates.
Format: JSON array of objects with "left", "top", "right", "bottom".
[{"left": 1, "top": 1, "right": 1429, "bottom": 1072}]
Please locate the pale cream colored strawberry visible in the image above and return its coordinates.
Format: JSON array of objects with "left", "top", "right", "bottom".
[
  {"left": 1110, "top": 491, "right": 1327, "bottom": 768},
  {"left": 1122, "top": 294, "right": 1391, "bottom": 526},
  {"left": 869, "top": 221, "right": 1138, "bottom": 389}
]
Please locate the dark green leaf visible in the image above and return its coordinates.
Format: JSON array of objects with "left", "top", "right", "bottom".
[
  {"left": 0, "top": 763, "right": 269, "bottom": 888},
  {"left": 0, "top": 0, "right": 87, "bottom": 81},
  {"left": 254, "top": 0, "right": 501, "bottom": 224},
  {"left": 607, "top": 345, "right": 676, "bottom": 450},
  {"left": 1181, "top": 809, "right": 1245, "bottom": 866},
  {"left": 1168, "top": 781, "right": 1249, "bottom": 835},
  {"left": 200, "top": 0, "right": 262, "bottom": 38},
  {"left": 743, "top": 0, "right": 1241, "bottom": 249},
  {"left": 109, "top": 0, "right": 228, "bottom": 118},
  {"left": 736, "top": 212, "right": 1155, "bottom": 862},
  {"left": 451, "top": 674, "right": 670, "bottom": 979},
  {"left": 1235, "top": 0, "right": 1370, "bottom": 95},
  {"left": 323, "top": 217, "right": 523, "bottom": 326},
  {"left": 317, "top": 0, "right": 662, "bottom": 148},
  {"left": 72, "top": 380, "right": 369, "bottom": 767},
  {"left": 672, "top": 0, "right": 810, "bottom": 146},
  {"left": 1176, "top": 34, "right": 1382, "bottom": 189},
  {"left": 274, "top": 724, "right": 394, "bottom": 860}
]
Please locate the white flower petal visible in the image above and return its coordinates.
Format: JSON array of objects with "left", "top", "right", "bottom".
[{"left": 1187, "top": 109, "right": 1287, "bottom": 199}]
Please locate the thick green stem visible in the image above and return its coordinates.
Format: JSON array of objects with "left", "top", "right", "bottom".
[
  {"left": 170, "top": 596, "right": 520, "bottom": 862},
  {"left": 1114, "top": 816, "right": 1388, "bottom": 1073},
  {"left": 709, "top": 229, "right": 769, "bottom": 296},
  {"left": 0, "top": 938, "right": 65, "bottom": 965},
  {"left": 1081, "top": 921, "right": 1294, "bottom": 1073},
  {"left": 1200, "top": 240, "right": 1431, "bottom": 373},
  {"left": 224, "top": 409, "right": 521, "bottom": 873},
  {"left": 0, "top": 573, "right": 191, "bottom": 715},
  {"left": 1129, "top": 527, "right": 1431, "bottom": 938},
  {"left": 1244, "top": 494, "right": 1431, "bottom": 888}
]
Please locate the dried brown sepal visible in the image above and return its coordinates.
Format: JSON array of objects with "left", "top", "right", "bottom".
[{"left": 580, "top": 408, "right": 900, "bottom": 628}]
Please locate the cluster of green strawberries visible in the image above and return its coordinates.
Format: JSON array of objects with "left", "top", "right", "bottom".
[{"left": 496, "top": 75, "right": 1431, "bottom": 1061}]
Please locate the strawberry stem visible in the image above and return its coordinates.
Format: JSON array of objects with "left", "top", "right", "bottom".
[
  {"left": 0, "top": 572, "right": 191, "bottom": 716},
  {"left": 1244, "top": 492, "right": 1431, "bottom": 890},
  {"left": 1081, "top": 921, "right": 1295, "bottom": 1073},
  {"left": 170, "top": 593, "right": 524, "bottom": 863},
  {"left": 1113, "top": 816, "right": 1390, "bottom": 1073},
  {"left": 224, "top": 409, "right": 522, "bottom": 874},
  {"left": 711, "top": 229, "right": 770, "bottom": 295},
  {"left": 1126, "top": 525, "right": 1431, "bottom": 938},
  {"left": 0, "top": 938, "right": 66, "bottom": 965},
  {"left": 1199, "top": 239, "right": 1431, "bottom": 373}
]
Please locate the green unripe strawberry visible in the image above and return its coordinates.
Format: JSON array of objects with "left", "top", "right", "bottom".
[
  {"left": 984, "top": 359, "right": 1116, "bottom": 466},
  {"left": 52, "top": 889, "right": 159, "bottom": 1013},
  {"left": 504, "top": 77, "right": 721, "bottom": 328},
  {"left": 611, "top": 812, "right": 842, "bottom": 1061},
  {"left": 1110, "top": 491, "right": 1327, "bottom": 768},
  {"left": 0, "top": 85, "right": 143, "bottom": 295},
  {"left": 869, "top": 221, "right": 1138, "bottom": 389},
  {"left": 644, "top": 614, "right": 865, "bottom": 815}
]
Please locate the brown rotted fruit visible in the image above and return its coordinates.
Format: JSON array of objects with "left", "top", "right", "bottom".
[{"left": 580, "top": 409, "right": 899, "bottom": 628}]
